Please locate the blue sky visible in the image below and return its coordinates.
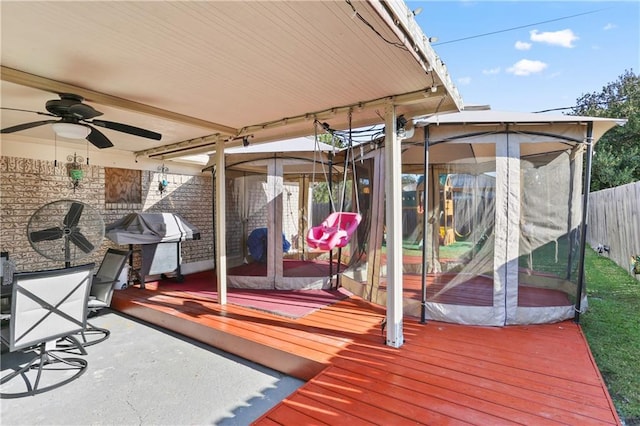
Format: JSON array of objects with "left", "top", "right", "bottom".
[{"left": 408, "top": 1, "right": 640, "bottom": 113}]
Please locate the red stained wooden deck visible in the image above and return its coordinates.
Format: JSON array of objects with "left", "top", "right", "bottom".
[
  {"left": 111, "top": 277, "right": 620, "bottom": 425},
  {"left": 389, "top": 273, "right": 573, "bottom": 307}
]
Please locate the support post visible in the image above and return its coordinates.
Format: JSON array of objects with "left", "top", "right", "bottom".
[
  {"left": 267, "top": 158, "right": 284, "bottom": 287},
  {"left": 420, "top": 126, "right": 429, "bottom": 324},
  {"left": 574, "top": 123, "right": 594, "bottom": 323},
  {"left": 384, "top": 104, "right": 404, "bottom": 348},
  {"left": 215, "top": 138, "right": 227, "bottom": 304}
]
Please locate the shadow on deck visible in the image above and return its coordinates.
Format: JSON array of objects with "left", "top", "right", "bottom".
[{"left": 111, "top": 273, "right": 620, "bottom": 425}]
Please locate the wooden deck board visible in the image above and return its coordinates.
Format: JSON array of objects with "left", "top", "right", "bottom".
[{"left": 111, "top": 284, "right": 620, "bottom": 425}]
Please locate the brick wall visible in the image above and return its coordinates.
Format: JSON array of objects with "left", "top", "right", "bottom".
[{"left": 0, "top": 156, "right": 213, "bottom": 274}]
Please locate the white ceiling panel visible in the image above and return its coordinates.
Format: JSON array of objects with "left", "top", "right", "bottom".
[{"left": 1, "top": 1, "right": 462, "bottom": 161}]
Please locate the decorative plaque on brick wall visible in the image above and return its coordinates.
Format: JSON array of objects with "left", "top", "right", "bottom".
[{"left": 105, "top": 167, "right": 142, "bottom": 203}]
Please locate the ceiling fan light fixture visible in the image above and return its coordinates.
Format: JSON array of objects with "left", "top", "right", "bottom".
[{"left": 52, "top": 122, "right": 91, "bottom": 139}]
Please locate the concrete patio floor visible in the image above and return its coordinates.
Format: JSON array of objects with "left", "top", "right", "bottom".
[{"left": 0, "top": 310, "right": 304, "bottom": 425}]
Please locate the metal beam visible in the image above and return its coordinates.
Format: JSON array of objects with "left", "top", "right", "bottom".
[
  {"left": 1, "top": 66, "right": 237, "bottom": 135},
  {"left": 144, "top": 135, "right": 221, "bottom": 160}
]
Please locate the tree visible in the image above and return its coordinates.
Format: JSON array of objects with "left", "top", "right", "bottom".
[{"left": 570, "top": 70, "right": 640, "bottom": 191}]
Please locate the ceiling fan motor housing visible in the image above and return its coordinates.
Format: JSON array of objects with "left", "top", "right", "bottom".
[
  {"left": 1, "top": 92, "right": 160, "bottom": 149},
  {"left": 45, "top": 94, "right": 103, "bottom": 120}
]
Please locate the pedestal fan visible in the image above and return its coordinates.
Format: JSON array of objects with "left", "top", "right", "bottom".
[{"left": 27, "top": 200, "right": 105, "bottom": 267}]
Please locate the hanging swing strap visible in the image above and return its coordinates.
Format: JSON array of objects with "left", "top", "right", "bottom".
[
  {"left": 313, "top": 119, "right": 338, "bottom": 214},
  {"left": 340, "top": 109, "right": 360, "bottom": 216},
  {"left": 338, "top": 110, "right": 352, "bottom": 214},
  {"left": 349, "top": 109, "right": 360, "bottom": 215},
  {"left": 311, "top": 113, "right": 360, "bottom": 233}
]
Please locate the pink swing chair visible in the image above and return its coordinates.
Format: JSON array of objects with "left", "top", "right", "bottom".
[{"left": 306, "top": 211, "right": 362, "bottom": 251}]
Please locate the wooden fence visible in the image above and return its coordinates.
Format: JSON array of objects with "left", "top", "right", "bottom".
[{"left": 587, "top": 181, "right": 640, "bottom": 280}]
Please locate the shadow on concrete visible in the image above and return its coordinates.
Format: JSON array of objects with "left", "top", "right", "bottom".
[{"left": 1, "top": 310, "right": 303, "bottom": 425}]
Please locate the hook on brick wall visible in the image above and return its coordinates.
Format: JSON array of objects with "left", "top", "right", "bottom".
[{"left": 158, "top": 164, "right": 169, "bottom": 196}]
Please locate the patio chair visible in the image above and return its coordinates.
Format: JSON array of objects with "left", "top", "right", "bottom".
[
  {"left": 77, "top": 248, "right": 130, "bottom": 347},
  {"left": 0, "top": 263, "right": 94, "bottom": 398}
]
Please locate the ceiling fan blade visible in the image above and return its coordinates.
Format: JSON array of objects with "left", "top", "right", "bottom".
[
  {"left": 90, "top": 119, "right": 162, "bottom": 140},
  {"left": 69, "top": 230, "right": 95, "bottom": 253},
  {"left": 1, "top": 119, "right": 58, "bottom": 134},
  {"left": 64, "top": 202, "right": 84, "bottom": 228},
  {"left": 86, "top": 125, "right": 114, "bottom": 149},
  {"left": 1, "top": 107, "right": 56, "bottom": 117},
  {"left": 30, "top": 227, "right": 64, "bottom": 242},
  {"left": 68, "top": 103, "right": 103, "bottom": 120}
]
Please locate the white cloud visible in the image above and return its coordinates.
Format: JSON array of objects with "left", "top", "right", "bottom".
[
  {"left": 457, "top": 77, "right": 471, "bottom": 85},
  {"left": 515, "top": 41, "right": 532, "bottom": 50},
  {"left": 482, "top": 67, "right": 500, "bottom": 75},
  {"left": 603, "top": 23, "right": 617, "bottom": 31},
  {"left": 530, "top": 29, "right": 578, "bottom": 48},
  {"left": 507, "top": 59, "right": 548, "bottom": 76}
]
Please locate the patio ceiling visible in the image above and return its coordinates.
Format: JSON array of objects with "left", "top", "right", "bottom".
[{"left": 1, "top": 1, "right": 462, "bottom": 163}]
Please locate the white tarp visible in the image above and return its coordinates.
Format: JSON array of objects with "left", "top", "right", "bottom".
[{"left": 415, "top": 110, "right": 625, "bottom": 143}]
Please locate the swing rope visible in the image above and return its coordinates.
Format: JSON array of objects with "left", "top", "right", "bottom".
[
  {"left": 348, "top": 110, "right": 360, "bottom": 215},
  {"left": 306, "top": 111, "right": 362, "bottom": 252},
  {"left": 335, "top": 109, "right": 360, "bottom": 228},
  {"left": 312, "top": 120, "right": 338, "bottom": 214}
]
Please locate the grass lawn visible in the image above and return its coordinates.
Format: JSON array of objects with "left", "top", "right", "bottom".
[
  {"left": 581, "top": 248, "right": 640, "bottom": 424},
  {"left": 401, "top": 241, "right": 474, "bottom": 259}
]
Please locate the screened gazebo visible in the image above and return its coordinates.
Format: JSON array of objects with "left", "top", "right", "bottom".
[
  {"left": 342, "top": 110, "right": 625, "bottom": 325},
  {"left": 207, "top": 137, "right": 359, "bottom": 290}
]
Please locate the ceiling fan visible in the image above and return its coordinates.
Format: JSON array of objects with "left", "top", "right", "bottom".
[{"left": 1, "top": 93, "right": 162, "bottom": 148}]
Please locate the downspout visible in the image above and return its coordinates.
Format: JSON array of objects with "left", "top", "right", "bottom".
[
  {"left": 420, "top": 126, "right": 429, "bottom": 324},
  {"left": 574, "top": 122, "right": 594, "bottom": 323}
]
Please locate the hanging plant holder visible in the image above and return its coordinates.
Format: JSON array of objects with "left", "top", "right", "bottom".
[
  {"left": 67, "top": 153, "right": 85, "bottom": 192},
  {"left": 70, "top": 168, "right": 84, "bottom": 181},
  {"left": 158, "top": 164, "right": 169, "bottom": 196}
]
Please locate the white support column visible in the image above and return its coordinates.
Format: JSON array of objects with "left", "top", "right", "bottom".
[
  {"left": 493, "top": 139, "right": 508, "bottom": 325},
  {"left": 215, "top": 139, "right": 227, "bottom": 304},
  {"left": 267, "top": 158, "right": 284, "bottom": 287},
  {"left": 504, "top": 134, "right": 521, "bottom": 324},
  {"left": 384, "top": 104, "right": 404, "bottom": 348},
  {"left": 494, "top": 132, "right": 520, "bottom": 325}
]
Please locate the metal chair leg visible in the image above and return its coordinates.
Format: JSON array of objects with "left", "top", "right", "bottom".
[{"left": 1, "top": 340, "right": 88, "bottom": 398}]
